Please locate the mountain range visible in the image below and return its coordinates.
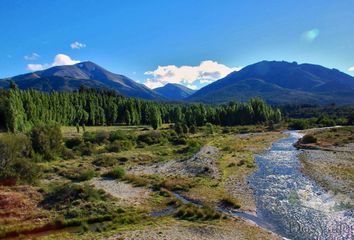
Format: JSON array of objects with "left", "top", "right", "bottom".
[
  {"left": 1, "top": 60, "right": 354, "bottom": 105},
  {"left": 0, "top": 61, "right": 162, "bottom": 100},
  {"left": 155, "top": 83, "right": 196, "bottom": 100},
  {"left": 188, "top": 61, "right": 354, "bottom": 105}
]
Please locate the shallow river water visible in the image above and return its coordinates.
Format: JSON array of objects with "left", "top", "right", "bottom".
[{"left": 248, "top": 131, "right": 353, "bottom": 239}]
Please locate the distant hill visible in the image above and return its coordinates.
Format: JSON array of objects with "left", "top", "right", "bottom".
[
  {"left": 187, "top": 61, "right": 354, "bottom": 105},
  {"left": 154, "top": 83, "right": 196, "bottom": 100},
  {"left": 0, "top": 61, "right": 163, "bottom": 100}
]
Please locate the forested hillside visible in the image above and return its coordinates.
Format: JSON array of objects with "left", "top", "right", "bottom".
[{"left": 0, "top": 88, "right": 281, "bottom": 132}]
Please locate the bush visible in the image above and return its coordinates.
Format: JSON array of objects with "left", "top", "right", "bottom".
[
  {"left": 170, "top": 135, "right": 187, "bottom": 145},
  {"left": 122, "top": 174, "right": 147, "bottom": 187},
  {"left": 222, "top": 127, "right": 231, "bottom": 134},
  {"left": 92, "top": 155, "right": 117, "bottom": 167},
  {"left": 106, "top": 140, "right": 134, "bottom": 152},
  {"left": 178, "top": 140, "right": 201, "bottom": 154},
  {"left": 220, "top": 196, "right": 241, "bottom": 209},
  {"left": 205, "top": 123, "right": 215, "bottom": 135},
  {"left": 105, "top": 166, "right": 125, "bottom": 179},
  {"left": 1, "top": 158, "right": 41, "bottom": 184},
  {"left": 41, "top": 183, "right": 106, "bottom": 210},
  {"left": 31, "top": 124, "right": 63, "bottom": 160},
  {"left": 137, "top": 131, "right": 167, "bottom": 145},
  {"left": 77, "top": 142, "right": 97, "bottom": 156},
  {"left": 65, "top": 137, "right": 83, "bottom": 149},
  {"left": 59, "top": 167, "right": 97, "bottom": 181},
  {"left": 83, "top": 131, "right": 109, "bottom": 144},
  {"left": 61, "top": 148, "right": 76, "bottom": 160},
  {"left": 109, "top": 130, "right": 129, "bottom": 142},
  {"left": 189, "top": 125, "right": 197, "bottom": 134},
  {"left": 289, "top": 119, "right": 310, "bottom": 130},
  {"left": 174, "top": 204, "right": 222, "bottom": 221},
  {"left": 301, "top": 134, "right": 317, "bottom": 144},
  {"left": 0, "top": 134, "right": 40, "bottom": 184},
  {"left": 174, "top": 123, "right": 184, "bottom": 135}
]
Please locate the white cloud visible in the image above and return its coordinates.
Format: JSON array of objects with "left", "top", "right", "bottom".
[
  {"left": 24, "top": 53, "right": 40, "bottom": 60},
  {"left": 144, "top": 60, "right": 242, "bottom": 89},
  {"left": 348, "top": 66, "right": 354, "bottom": 72},
  {"left": 26, "top": 54, "right": 80, "bottom": 71},
  {"left": 70, "top": 41, "right": 86, "bottom": 49}
]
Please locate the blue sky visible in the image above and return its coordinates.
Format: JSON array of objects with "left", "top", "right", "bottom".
[{"left": 1, "top": 0, "right": 354, "bottom": 89}]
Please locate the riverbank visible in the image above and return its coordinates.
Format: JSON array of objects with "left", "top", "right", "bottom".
[{"left": 297, "top": 126, "right": 354, "bottom": 207}]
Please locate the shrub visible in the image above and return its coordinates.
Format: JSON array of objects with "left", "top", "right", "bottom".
[
  {"left": 41, "top": 183, "right": 106, "bottom": 210},
  {"left": 77, "top": 142, "right": 97, "bottom": 156},
  {"left": 0, "top": 134, "right": 40, "bottom": 184},
  {"left": 61, "top": 148, "right": 76, "bottom": 160},
  {"left": 83, "top": 131, "right": 109, "bottom": 144},
  {"left": 31, "top": 124, "right": 63, "bottom": 160},
  {"left": 170, "top": 135, "right": 187, "bottom": 145},
  {"left": 162, "top": 178, "right": 193, "bottom": 191},
  {"left": 220, "top": 196, "right": 241, "bottom": 209},
  {"left": 65, "top": 137, "right": 83, "bottom": 149},
  {"left": 189, "top": 125, "right": 197, "bottom": 134},
  {"left": 105, "top": 166, "right": 125, "bottom": 179},
  {"left": 109, "top": 130, "right": 128, "bottom": 142},
  {"left": 106, "top": 140, "right": 134, "bottom": 152},
  {"left": 205, "top": 123, "right": 215, "bottom": 135},
  {"left": 289, "top": 119, "right": 309, "bottom": 130},
  {"left": 137, "top": 131, "right": 166, "bottom": 145},
  {"left": 1, "top": 158, "right": 41, "bottom": 184},
  {"left": 59, "top": 167, "right": 97, "bottom": 181},
  {"left": 178, "top": 140, "right": 201, "bottom": 154},
  {"left": 301, "top": 134, "right": 317, "bottom": 144},
  {"left": 174, "top": 123, "right": 184, "bottom": 135},
  {"left": 0, "top": 133, "right": 32, "bottom": 169},
  {"left": 92, "top": 155, "right": 117, "bottom": 167},
  {"left": 174, "top": 204, "right": 222, "bottom": 221},
  {"left": 222, "top": 127, "right": 231, "bottom": 134},
  {"left": 78, "top": 169, "right": 97, "bottom": 181},
  {"left": 122, "top": 174, "right": 147, "bottom": 187}
]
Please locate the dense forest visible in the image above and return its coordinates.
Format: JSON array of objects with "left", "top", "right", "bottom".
[{"left": 0, "top": 88, "right": 282, "bottom": 132}]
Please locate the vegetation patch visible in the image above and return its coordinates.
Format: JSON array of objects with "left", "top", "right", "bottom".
[{"left": 174, "top": 204, "right": 223, "bottom": 221}]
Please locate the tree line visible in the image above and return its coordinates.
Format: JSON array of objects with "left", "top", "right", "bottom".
[{"left": 0, "top": 88, "right": 282, "bottom": 132}]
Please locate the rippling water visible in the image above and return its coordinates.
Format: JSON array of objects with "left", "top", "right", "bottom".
[{"left": 249, "top": 131, "right": 353, "bottom": 240}]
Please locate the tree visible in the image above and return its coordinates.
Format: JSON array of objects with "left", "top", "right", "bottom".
[
  {"left": 31, "top": 124, "right": 63, "bottom": 160},
  {"left": 148, "top": 106, "right": 162, "bottom": 130},
  {"left": 9, "top": 80, "right": 17, "bottom": 90}
]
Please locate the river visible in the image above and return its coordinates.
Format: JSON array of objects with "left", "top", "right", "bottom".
[{"left": 248, "top": 131, "right": 353, "bottom": 239}]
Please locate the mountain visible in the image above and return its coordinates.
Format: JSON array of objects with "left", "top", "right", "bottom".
[
  {"left": 0, "top": 61, "right": 163, "bottom": 100},
  {"left": 154, "top": 83, "right": 196, "bottom": 100},
  {"left": 188, "top": 61, "right": 354, "bottom": 105}
]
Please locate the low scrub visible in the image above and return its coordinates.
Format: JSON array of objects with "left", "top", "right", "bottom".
[
  {"left": 106, "top": 140, "right": 134, "bottom": 152},
  {"left": 104, "top": 166, "right": 125, "bottom": 179},
  {"left": 83, "top": 131, "right": 110, "bottom": 144},
  {"left": 59, "top": 167, "right": 97, "bottom": 181},
  {"left": 220, "top": 195, "right": 241, "bottom": 209},
  {"left": 92, "top": 155, "right": 118, "bottom": 167},
  {"left": 122, "top": 174, "right": 148, "bottom": 187},
  {"left": 65, "top": 137, "right": 83, "bottom": 149},
  {"left": 174, "top": 204, "right": 222, "bottom": 221},
  {"left": 137, "top": 131, "right": 167, "bottom": 145},
  {"left": 301, "top": 134, "right": 317, "bottom": 144}
]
